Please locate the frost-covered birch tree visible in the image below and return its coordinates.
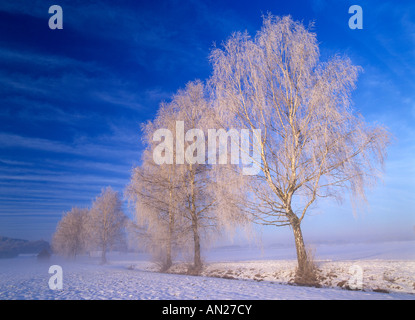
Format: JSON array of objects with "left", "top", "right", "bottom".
[
  {"left": 88, "top": 187, "right": 126, "bottom": 264},
  {"left": 209, "top": 15, "right": 390, "bottom": 283},
  {"left": 126, "top": 141, "right": 184, "bottom": 270},
  {"left": 127, "top": 80, "right": 248, "bottom": 273},
  {"left": 171, "top": 80, "right": 217, "bottom": 272},
  {"left": 168, "top": 80, "right": 249, "bottom": 273},
  {"left": 52, "top": 207, "right": 89, "bottom": 259}
]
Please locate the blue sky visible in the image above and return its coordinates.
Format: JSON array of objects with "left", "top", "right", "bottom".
[{"left": 0, "top": 0, "right": 414, "bottom": 244}]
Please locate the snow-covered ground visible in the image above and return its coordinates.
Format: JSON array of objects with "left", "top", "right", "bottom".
[{"left": 0, "top": 241, "right": 414, "bottom": 300}]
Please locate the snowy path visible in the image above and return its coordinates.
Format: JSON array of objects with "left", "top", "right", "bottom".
[{"left": 0, "top": 256, "right": 414, "bottom": 300}]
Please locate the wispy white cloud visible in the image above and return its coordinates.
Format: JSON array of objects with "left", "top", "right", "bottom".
[
  {"left": 92, "top": 87, "right": 171, "bottom": 114},
  {"left": 0, "top": 131, "right": 139, "bottom": 161},
  {"left": 0, "top": 47, "right": 101, "bottom": 71}
]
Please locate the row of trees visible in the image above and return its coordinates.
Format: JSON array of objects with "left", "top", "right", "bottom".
[
  {"left": 52, "top": 15, "right": 389, "bottom": 282},
  {"left": 126, "top": 15, "right": 390, "bottom": 281},
  {"left": 52, "top": 187, "right": 126, "bottom": 264}
]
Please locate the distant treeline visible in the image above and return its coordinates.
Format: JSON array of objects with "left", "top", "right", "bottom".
[{"left": 0, "top": 236, "right": 50, "bottom": 258}]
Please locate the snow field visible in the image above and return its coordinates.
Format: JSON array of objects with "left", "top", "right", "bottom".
[
  {"left": 161, "top": 259, "right": 415, "bottom": 294},
  {"left": 1, "top": 241, "right": 414, "bottom": 300},
  {"left": 0, "top": 257, "right": 414, "bottom": 300}
]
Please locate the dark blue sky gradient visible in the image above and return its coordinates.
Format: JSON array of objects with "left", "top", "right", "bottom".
[{"left": 0, "top": 0, "right": 414, "bottom": 243}]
